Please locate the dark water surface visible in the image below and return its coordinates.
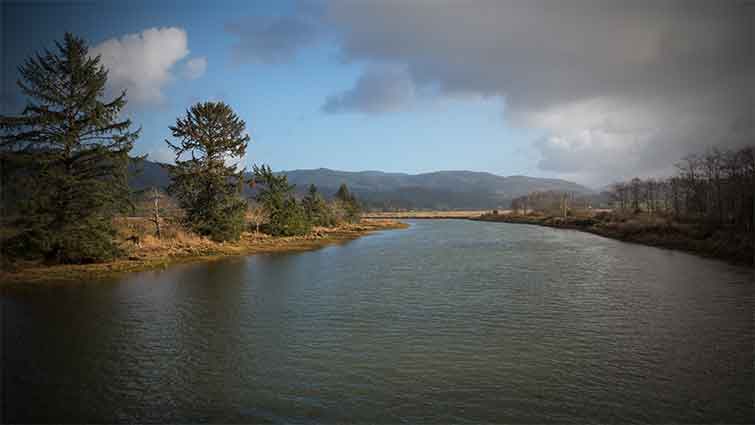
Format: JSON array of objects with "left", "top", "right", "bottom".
[{"left": 2, "top": 220, "right": 753, "bottom": 423}]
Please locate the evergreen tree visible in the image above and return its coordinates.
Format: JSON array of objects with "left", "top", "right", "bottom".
[
  {"left": 166, "top": 101, "right": 249, "bottom": 241},
  {"left": 302, "top": 184, "right": 332, "bottom": 226},
  {"left": 0, "top": 33, "right": 139, "bottom": 263},
  {"left": 335, "top": 183, "right": 361, "bottom": 223},
  {"left": 251, "top": 164, "right": 292, "bottom": 220},
  {"left": 335, "top": 183, "right": 353, "bottom": 204},
  {"left": 251, "top": 165, "right": 311, "bottom": 236},
  {"left": 276, "top": 197, "right": 311, "bottom": 236}
]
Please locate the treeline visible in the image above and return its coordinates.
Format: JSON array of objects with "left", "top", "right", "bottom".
[
  {"left": 608, "top": 147, "right": 755, "bottom": 231},
  {"left": 247, "top": 165, "right": 361, "bottom": 237},
  {"left": 161, "top": 102, "right": 362, "bottom": 242},
  {"left": 510, "top": 191, "right": 594, "bottom": 216},
  {"left": 0, "top": 33, "right": 361, "bottom": 265},
  {"left": 485, "top": 147, "right": 754, "bottom": 266}
]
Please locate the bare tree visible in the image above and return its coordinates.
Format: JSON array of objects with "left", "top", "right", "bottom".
[
  {"left": 149, "top": 187, "right": 162, "bottom": 239},
  {"left": 606, "top": 145, "right": 754, "bottom": 264},
  {"left": 630, "top": 178, "right": 642, "bottom": 212},
  {"left": 247, "top": 201, "right": 268, "bottom": 234},
  {"left": 703, "top": 148, "right": 725, "bottom": 223},
  {"left": 645, "top": 178, "right": 657, "bottom": 215}
]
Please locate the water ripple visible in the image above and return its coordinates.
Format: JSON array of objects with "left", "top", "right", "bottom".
[{"left": 2, "top": 220, "right": 752, "bottom": 423}]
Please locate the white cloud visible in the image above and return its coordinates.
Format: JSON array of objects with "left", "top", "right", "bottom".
[
  {"left": 526, "top": 90, "right": 750, "bottom": 184},
  {"left": 182, "top": 57, "right": 207, "bottom": 80},
  {"left": 91, "top": 27, "right": 191, "bottom": 106},
  {"left": 148, "top": 146, "right": 175, "bottom": 164}
]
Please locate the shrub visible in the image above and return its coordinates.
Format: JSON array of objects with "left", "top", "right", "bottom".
[{"left": 268, "top": 198, "right": 311, "bottom": 236}]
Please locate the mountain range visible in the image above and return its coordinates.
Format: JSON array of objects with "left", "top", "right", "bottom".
[{"left": 130, "top": 159, "right": 595, "bottom": 210}]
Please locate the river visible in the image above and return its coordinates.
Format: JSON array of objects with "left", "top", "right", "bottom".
[{"left": 2, "top": 220, "right": 752, "bottom": 423}]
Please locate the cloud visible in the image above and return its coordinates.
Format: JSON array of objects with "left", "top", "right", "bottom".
[
  {"left": 148, "top": 146, "right": 175, "bottom": 164},
  {"left": 90, "top": 27, "right": 191, "bottom": 106},
  {"left": 322, "top": 66, "right": 415, "bottom": 114},
  {"left": 182, "top": 57, "right": 207, "bottom": 80},
  {"left": 315, "top": 0, "right": 752, "bottom": 183},
  {"left": 225, "top": 15, "right": 319, "bottom": 64}
]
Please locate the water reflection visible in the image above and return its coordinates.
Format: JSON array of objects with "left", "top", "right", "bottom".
[{"left": 2, "top": 220, "right": 753, "bottom": 423}]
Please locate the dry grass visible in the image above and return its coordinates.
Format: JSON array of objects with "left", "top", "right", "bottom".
[
  {"left": 1, "top": 218, "right": 408, "bottom": 285},
  {"left": 476, "top": 210, "right": 754, "bottom": 266}
]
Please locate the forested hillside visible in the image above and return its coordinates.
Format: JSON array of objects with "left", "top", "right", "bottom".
[{"left": 129, "top": 160, "right": 593, "bottom": 210}]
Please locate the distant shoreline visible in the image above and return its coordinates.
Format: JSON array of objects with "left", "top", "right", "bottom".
[
  {"left": 0, "top": 219, "right": 408, "bottom": 285},
  {"left": 4, "top": 210, "right": 751, "bottom": 286},
  {"left": 473, "top": 213, "right": 754, "bottom": 268},
  {"left": 363, "top": 211, "right": 492, "bottom": 219}
]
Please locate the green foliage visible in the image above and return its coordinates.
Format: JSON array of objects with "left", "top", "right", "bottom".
[
  {"left": 165, "top": 101, "right": 249, "bottom": 242},
  {"left": 335, "top": 183, "right": 362, "bottom": 223},
  {"left": 0, "top": 33, "right": 139, "bottom": 264},
  {"left": 272, "top": 198, "right": 311, "bottom": 236},
  {"left": 251, "top": 164, "right": 312, "bottom": 236},
  {"left": 302, "top": 184, "right": 335, "bottom": 227},
  {"left": 251, "top": 164, "right": 293, "bottom": 213}
]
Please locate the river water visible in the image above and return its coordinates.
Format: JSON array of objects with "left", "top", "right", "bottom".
[{"left": 2, "top": 220, "right": 753, "bottom": 423}]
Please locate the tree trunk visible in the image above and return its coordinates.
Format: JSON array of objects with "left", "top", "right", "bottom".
[{"left": 152, "top": 187, "right": 161, "bottom": 239}]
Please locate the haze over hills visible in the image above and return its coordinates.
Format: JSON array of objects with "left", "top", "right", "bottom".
[{"left": 130, "top": 159, "right": 594, "bottom": 210}]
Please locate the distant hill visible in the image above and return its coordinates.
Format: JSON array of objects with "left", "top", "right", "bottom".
[{"left": 130, "top": 159, "right": 594, "bottom": 210}]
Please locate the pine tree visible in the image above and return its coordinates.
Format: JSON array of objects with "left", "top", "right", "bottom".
[
  {"left": 335, "top": 183, "right": 361, "bottom": 223},
  {"left": 335, "top": 183, "right": 353, "bottom": 204},
  {"left": 165, "top": 101, "right": 250, "bottom": 241},
  {"left": 302, "top": 184, "right": 331, "bottom": 226},
  {"left": 251, "top": 165, "right": 292, "bottom": 216},
  {"left": 0, "top": 33, "right": 139, "bottom": 263},
  {"left": 251, "top": 164, "right": 311, "bottom": 236}
]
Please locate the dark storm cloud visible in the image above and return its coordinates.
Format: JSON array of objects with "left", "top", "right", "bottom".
[
  {"left": 315, "top": 0, "right": 753, "bottom": 183},
  {"left": 228, "top": 0, "right": 753, "bottom": 183},
  {"left": 325, "top": 0, "right": 750, "bottom": 107},
  {"left": 322, "top": 66, "right": 415, "bottom": 114},
  {"left": 225, "top": 15, "right": 320, "bottom": 64}
]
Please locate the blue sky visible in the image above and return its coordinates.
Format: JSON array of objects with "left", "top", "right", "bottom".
[
  {"left": 1, "top": 1, "right": 748, "bottom": 186},
  {"left": 1, "top": 0, "right": 543, "bottom": 178}
]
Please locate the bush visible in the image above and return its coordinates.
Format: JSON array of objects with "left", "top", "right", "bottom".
[
  {"left": 3, "top": 218, "right": 122, "bottom": 264},
  {"left": 187, "top": 198, "right": 247, "bottom": 242},
  {"left": 302, "top": 184, "right": 337, "bottom": 227},
  {"left": 268, "top": 198, "right": 311, "bottom": 236},
  {"left": 334, "top": 184, "right": 362, "bottom": 223}
]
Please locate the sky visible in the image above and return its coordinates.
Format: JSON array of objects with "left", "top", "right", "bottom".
[{"left": 1, "top": 0, "right": 752, "bottom": 187}]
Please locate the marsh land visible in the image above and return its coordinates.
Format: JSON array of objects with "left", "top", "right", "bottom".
[{"left": 0, "top": 219, "right": 406, "bottom": 284}]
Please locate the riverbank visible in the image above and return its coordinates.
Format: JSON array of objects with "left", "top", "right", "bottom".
[
  {"left": 0, "top": 219, "right": 408, "bottom": 285},
  {"left": 474, "top": 212, "right": 754, "bottom": 267},
  {"left": 364, "top": 210, "right": 490, "bottom": 219}
]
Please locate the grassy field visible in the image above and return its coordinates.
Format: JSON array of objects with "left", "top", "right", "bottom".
[{"left": 0, "top": 218, "right": 408, "bottom": 285}]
